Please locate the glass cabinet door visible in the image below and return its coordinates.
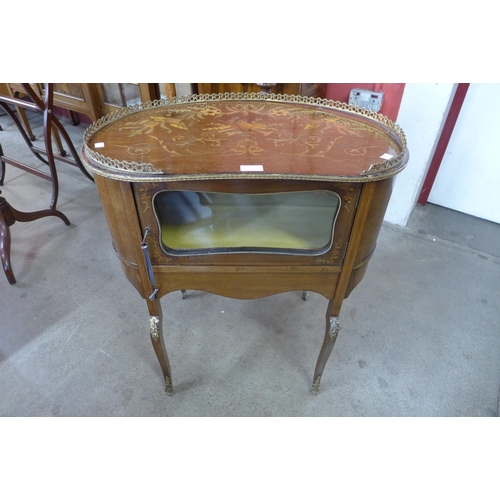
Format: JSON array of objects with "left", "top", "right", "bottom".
[{"left": 153, "top": 190, "right": 341, "bottom": 255}]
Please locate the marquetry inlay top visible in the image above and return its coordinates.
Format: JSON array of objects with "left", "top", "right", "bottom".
[{"left": 82, "top": 93, "right": 408, "bottom": 182}]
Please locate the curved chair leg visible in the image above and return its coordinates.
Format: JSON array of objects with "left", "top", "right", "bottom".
[
  {"left": 147, "top": 298, "right": 174, "bottom": 395},
  {"left": 51, "top": 128, "right": 67, "bottom": 157},
  {"left": 311, "top": 315, "right": 340, "bottom": 395},
  {"left": 16, "top": 106, "right": 36, "bottom": 141},
  {"left": 0, "top": 212, "right": 15, "bottom": 284},
  {"left": 0, "top": 146, "right": 5, "bottom": 186},
  {"left": 0, "top": 194, "right": 70, "bottom": 284},
  {"left": 7, "top": 206, "right": 70, "bottom": 226}
]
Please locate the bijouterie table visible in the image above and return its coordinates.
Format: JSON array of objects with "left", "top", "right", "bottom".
[{"left": 81, "top": 93, "right": 409, "bottom": 395}]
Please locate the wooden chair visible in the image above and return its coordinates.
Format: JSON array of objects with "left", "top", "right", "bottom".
[{"left": 0, "top": 83, "right": 93, "bottom": 284}]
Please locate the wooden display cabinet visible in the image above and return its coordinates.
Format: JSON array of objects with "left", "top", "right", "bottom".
[{"left": 81, "top": 93, "right": 409, "bottom": 395}]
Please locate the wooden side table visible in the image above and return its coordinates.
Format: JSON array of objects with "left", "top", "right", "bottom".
[{"left": 81, "top": 93, "right": 409, "bottom": 394}]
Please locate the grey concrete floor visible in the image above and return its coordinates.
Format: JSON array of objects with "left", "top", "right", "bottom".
[{"left": 1, "top": 108, "right": 499, "bottom": 417}]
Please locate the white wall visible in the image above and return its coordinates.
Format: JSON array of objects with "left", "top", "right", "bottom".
[
  {"left": 428, "top": 83, "right": 500, "bottom": 224},
  {"left": 384, "top": 83, "right": 456, "bottom": 226}
]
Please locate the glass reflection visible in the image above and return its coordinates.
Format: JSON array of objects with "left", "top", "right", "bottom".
[{"left": 154, "top": 190, "right": 340, "bottom": 255}]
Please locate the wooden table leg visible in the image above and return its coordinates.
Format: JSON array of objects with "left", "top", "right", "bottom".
[
  {"left": 147, "top": 297, "right": 174, "bottom": 395},
  {"left": 311, "top": 299, "right": 340, "bottom": 394},
  {"left": 0, "top": 194, "right": 70, "bottom": 284}
]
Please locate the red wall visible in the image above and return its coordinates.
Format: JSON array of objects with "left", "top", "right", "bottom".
[{"left": 325, "top": 83, "right": 405, "bottom": 122}]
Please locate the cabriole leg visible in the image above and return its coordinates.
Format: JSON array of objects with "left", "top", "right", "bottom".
[
  {"left": 147, "top": 298, "right": 173, "bottom": 395},
  {"left": 312, "top": 315, "right": 340, "bottom": 395}
]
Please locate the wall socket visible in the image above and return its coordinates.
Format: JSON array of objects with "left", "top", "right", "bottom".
[{"left": 349, "top": 88, "right": 384, "bottom": 112}]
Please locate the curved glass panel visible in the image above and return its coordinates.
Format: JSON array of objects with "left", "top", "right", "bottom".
[{"left": 154, "top": 190, "right": 341, "bottom": 256}]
